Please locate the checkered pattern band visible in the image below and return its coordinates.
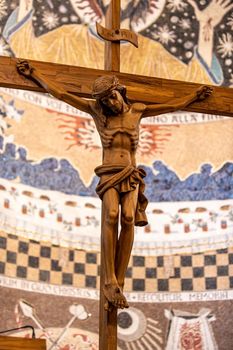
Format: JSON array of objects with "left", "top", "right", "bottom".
[{"left": 0, "top": 231, "right": 233, "bottom": 292}]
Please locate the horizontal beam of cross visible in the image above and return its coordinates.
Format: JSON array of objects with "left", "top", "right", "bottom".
[{"left": 0, "top": 56, "right": 232, "bottom": 117}]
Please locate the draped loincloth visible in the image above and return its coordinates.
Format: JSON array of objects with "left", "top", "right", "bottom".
[{"left": 94, "top": 164, "right": 148, "bottom": 227}]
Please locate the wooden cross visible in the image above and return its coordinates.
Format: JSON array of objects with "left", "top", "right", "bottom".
[
  {"left": 0, "top": 56, "right": 232, "bottom": 116},
  {"left": 97, "top": 2, "right": 140, "bottom": 349},
  {"left": 0, "top": 1, "right": 232, "bottom": 350},
  {"left": 96, "top": 0, "right": 138, "bottom": 72}
]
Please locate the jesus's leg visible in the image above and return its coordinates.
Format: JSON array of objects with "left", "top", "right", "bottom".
[
  {"left": 116, "top": 188, "right": 138, "bottom": 293},
  {"left": 102, "top": 188, "right": 128, "bottom": 309}
]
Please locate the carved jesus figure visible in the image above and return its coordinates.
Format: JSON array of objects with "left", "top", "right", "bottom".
[{"left": 17, "top": 61, "right": 212, "bottom": 309}]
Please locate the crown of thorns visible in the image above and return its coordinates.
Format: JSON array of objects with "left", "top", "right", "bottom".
[{"left": 92, "top": 75, "right": 125, "bottom": 99}]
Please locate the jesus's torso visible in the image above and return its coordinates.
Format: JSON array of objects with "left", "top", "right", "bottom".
[{"left": 91, "top": 103, "right": 146, "bottom": 167}]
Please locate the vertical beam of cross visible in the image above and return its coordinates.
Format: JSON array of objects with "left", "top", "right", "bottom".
[
  {"left": 98, "top": 1, "right": 138, "bottom": 349},
  {"left": 97, "top": 0, "right": 138, "bottom": 72},
  {"left": 99, "top": 211, "right": 118, "bottom": 350},
  {"left": 104, "top": 0, "right": 120, "bottom": 71},
  {"left": 99, "top": 1, "right": 120, "bottom": 345}
]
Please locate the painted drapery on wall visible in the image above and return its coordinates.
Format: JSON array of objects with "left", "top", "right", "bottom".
[{"left": 0, "top": 1, "right": 232, "bottom": 349}]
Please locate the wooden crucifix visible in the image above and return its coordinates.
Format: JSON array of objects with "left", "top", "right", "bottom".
[{"left": 0, "top": 1, "right": 232, "bottom": 349}]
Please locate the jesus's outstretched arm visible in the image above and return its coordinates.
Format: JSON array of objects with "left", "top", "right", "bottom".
[
  {"left": 141, "top": 85, "right": 213, "bottom": 118},
  {"left": 16, "top": 60, "right": 91, "bottom": 114}
]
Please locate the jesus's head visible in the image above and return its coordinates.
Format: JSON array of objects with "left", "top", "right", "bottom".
[{"left": 92, "top": 75, "right": 129, "bottom": 116}]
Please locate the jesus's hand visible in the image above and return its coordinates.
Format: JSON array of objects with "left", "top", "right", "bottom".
[
  {"left": 196, "top": 86, "right": 213, "bottom": 101},
  {"left": 16, "top": 60, "right": 34, "bottom": 77}
]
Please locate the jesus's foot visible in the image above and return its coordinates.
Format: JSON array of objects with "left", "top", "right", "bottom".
[{"left": 103, "top": 283, "right": 129, "bottom": 310}]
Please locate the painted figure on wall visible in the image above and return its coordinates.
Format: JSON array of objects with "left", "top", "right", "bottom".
[{"left": 17, "top": 60, "right": 212, "bottom": 309}]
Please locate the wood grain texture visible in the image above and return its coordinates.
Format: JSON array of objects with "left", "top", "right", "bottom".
[
  {"left": 99, "top": 205, "right": 118, "bottom": 350},
  {"left": 0, "top": 56, "right": 232, "bottom": 117},
  {"left": 104, "top": 0, "right": 120, "bottom": 71},
  {"left": 0, "top": 336, "right": 46, "bottom": 350},
  {"left": 99, "top": 267, "right": 118, "bottom": 350}
]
